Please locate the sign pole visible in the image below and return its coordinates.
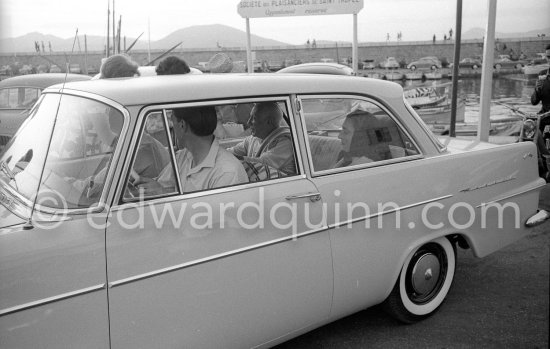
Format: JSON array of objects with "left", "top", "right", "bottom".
[
  {"left": 449, "top": 0, "right": 462, "bottom": 137},
  {"left": 246, "top": 18, "right": 253, "bottom": 73},
  {"left": 477, "top": 0, "right": 497, "bottom": 142},
  {"left": 353, "top": 13, "right": 358, "bottom": 73}
]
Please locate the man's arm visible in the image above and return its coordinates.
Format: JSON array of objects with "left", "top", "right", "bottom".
[
  {"left": 244, "top": 136, "right": 293, "bottom": 169},
  {"left": 532, "top": 79, "right": 543, "bottom": 106},
  {"left": 227, "top": 138, "right": 248, "bottom": 159}
]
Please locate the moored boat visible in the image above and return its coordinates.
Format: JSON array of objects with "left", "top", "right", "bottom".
[
  {"left": 405, "top": 71, "right": 423, "bottom": 80},
  {"left": 384, "top": 71, "right": 404, "bottom": 80},
  {"left": 416, "top": 99, "right": 465, "bottom": 124},
  {"left": 522, "top": 63, "right": 549, "bottom": 77},
  {"left": 424, "top": 71, "right": 442, "bottom": 80}
]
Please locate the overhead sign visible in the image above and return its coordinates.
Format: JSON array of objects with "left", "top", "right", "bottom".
[{"left": 237, "top": 0, "right": 364, "bottom": 18}]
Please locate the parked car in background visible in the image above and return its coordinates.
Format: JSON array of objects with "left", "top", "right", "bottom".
[
  {"left": 48, "top": 65, "right": 62, "bottom": 73},
  {"left": 69, "top": 64, "right": 81, "bottom": 74},
  {"left": 361, "top": 60, "right": 376, "bottom": 69},
  {"left": 407, "top": 56, "right": 442, "bottom": 70},
  {"left": 379, "top": 56, "right": 400, "bottom": 69},
  {"left": 87, "top": 65, "right": 99, "bottom": 75},
  {"left": 452, "top": 58, "right": 482, "bottom": 69},
  {"left": 0, "top": 73, "right": 545, "bottom": 348},
  {"left": 493, "top": 55, "right": 527, "bottom": 70},
  {"left": 0, "top": 73, "right": 91, "bottom": 150},
  {"left": 277, "top": 62, "right": 354, "bottom": 75}
]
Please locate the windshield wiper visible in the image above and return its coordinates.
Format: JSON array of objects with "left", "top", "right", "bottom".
[{"left": 0, "top": 161, "right": 19, "bottom": 190}]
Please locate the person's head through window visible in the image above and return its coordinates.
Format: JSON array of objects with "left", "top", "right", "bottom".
[
  {"left": 156, "top": 56, "right": 191, "bottom": 75},
  {"left": 171, "top": 106, "right": 217, "bottom": 151},
  {"left": 338, "top": 111, "right": 375, "bottom": 166},
  {"left": 247, "top": 102, "right": 283, "bottom": 140},
  {"left": 99, "top": 54, "right": 140, "bottom": 79}
]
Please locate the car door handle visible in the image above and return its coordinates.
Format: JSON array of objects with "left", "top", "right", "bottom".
[{"left": 285, "top": 192, "right": 322, "bottom": 202}]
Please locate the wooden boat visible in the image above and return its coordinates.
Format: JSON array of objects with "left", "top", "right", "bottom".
[
  {"left": 384, "top": 71, "right": 404, "bottom": 80},
  {"left": 424, "top": 71, "right": 442, "bottom": 80},
  {"left": 405, "top": 81, "right": 465, "bottom": 124},
  {"left": 405, "top": 71, "right": 423, "bottom": 80},
  {"left": 363, "top": 72, "right": 384, "bottom": 79},
  {"left": 416, "top": 99, "right": 465, "bottom": 124}
]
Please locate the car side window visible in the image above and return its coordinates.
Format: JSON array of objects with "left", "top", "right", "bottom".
[
  {"left": 302, "top": 97, "right": 419, "bottom": 172},
  {"left": 123, "top": 101, "right": 300, "bottom": 202}
]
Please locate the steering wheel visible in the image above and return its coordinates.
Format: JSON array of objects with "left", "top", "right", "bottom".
[{"left": 124, "top": 168, "right": 142, "bottom": 199}]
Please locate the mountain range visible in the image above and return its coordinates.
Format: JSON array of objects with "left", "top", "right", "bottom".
[
  {"left": 0, "top": 24, "right": 548, "bottom": 53},
  {"left": 0, "top": 24, "right": 290, "bottom": 54}
]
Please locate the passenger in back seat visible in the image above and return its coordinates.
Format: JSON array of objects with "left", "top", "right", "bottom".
[
  {"left": 228, "top": 102, "right": 296, "bottom": 176},
  {"left": 336, "top": 111, "right": 376, "bottom": 167}
]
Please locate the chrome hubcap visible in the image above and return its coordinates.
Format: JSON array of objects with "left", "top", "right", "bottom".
[{"left": 411, "top": 253, "right": 441, "bottom": 296}]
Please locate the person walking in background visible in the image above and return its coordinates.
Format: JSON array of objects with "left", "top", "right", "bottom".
[{"left": 433, "top": 34, "right": 436, "bottom": 44}]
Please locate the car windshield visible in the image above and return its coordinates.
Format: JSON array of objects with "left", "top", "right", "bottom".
[{"left": 0, "top": 93, "right": 124, "bottom": 209}]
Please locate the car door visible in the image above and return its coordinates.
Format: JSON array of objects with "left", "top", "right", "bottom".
[
  {"left": 106, "top": 99, "right": 333, "bottom": 348},
  {"left": 298, "top": 94, "right": 442, "bottom": 318}
]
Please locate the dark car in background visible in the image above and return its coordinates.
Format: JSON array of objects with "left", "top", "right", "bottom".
[
  {"left": 407, "top": 56, "right": 442, "bottom": 70},
  {"left": 493, "top": 55, "right": 527, "bottom": 70},
  {"left": 0, "top": 73, "right": 91, "bottom": 150},
  {"left": 455, "top": 57, "right": 482, "bottom": 69}
]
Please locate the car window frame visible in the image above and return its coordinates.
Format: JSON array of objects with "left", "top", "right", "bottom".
[
  {"left": 116, "top": 96, "right": 306, "bottom": 206},
  {"left": 297, "top": 93, "right": 425, "bottom": 177},
  {"left": 0, "top": 90, "right": 131, "bottom": 216}
]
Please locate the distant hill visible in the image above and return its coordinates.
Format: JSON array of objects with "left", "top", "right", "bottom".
[
  {"left": 462, "top": 27, "right": 550, "bottom": 40},
  {"left": 0, "top": 24, "right": 291, "bottom": 53},
  {"left": 1, "top": 25, "right": 548, "bottom": 53}
]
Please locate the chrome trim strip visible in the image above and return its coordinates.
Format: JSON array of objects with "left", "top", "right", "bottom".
[
  {"left": 163, "top": 109, "right": 183, "bottom": 193},
  {"left": 0, "top": 284, "right": 106, "bottom": 317},
  {"left": 476, "top": 182, "right": 546, "bottom": 208},
  {"left": 312, "top": 154, "right": 424, "bottom": 177},
  {"left": 111, "top": 173, "right": 308, "bottom": 211},
  {"left": 329, "top": 194, "right": 454, "bottom": 229},
  {"left": 109, "top": 225, "right": 329, "bottom": 287}
]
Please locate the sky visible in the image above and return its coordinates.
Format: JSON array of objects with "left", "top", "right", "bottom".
[{"left": 0, "top": 0, "right": 548, "bottom": 44}]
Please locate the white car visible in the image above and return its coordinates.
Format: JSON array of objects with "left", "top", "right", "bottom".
[{"left": 0, "top": 74, "right": 545, "bottom": 348}]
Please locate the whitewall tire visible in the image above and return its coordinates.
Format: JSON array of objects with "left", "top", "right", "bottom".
[{"left": 383, "top": 237, "right": 456, "bottom": 323}]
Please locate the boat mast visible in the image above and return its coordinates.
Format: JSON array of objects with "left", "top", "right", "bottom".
[
  {"left": 106, "top": 0, "right": 110, "bottom": 57},
  {"left": 148, "top": 17, "right": 151, "bottom": 63},
  {"left": 112, "top": 0, "right": 116, "bottom": 54}
]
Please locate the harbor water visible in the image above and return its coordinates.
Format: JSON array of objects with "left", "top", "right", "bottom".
[{"left": 399, "top": 74, "right": 541, "bottom": 125}]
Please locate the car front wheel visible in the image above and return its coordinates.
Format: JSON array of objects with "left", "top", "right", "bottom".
[
  {"left": 430, "top": 65, "right": 437, "bottom": 70},
  {"left": 409, "top": 65, "right": 416, "bottom": 70},
  {"left": 472, "top": 64, "right": 478, "bottom": 69},
  {"left": 495, "top": 63, "right": 502, "bottom": 69},
  {"left": 383, "top": 237, "right": 456, "bottom": 323}
]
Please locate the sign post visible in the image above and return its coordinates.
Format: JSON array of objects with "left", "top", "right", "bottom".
[{"left": 237, "top": 0, "right": 364, "bottom": 73}]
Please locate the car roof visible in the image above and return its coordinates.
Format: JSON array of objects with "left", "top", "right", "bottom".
[
  {"left": 0, "top": 73, "right": 91, "bottom": 88},
  {"left": 44, "top": 74, "right": 404, "bottom": 107}
]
